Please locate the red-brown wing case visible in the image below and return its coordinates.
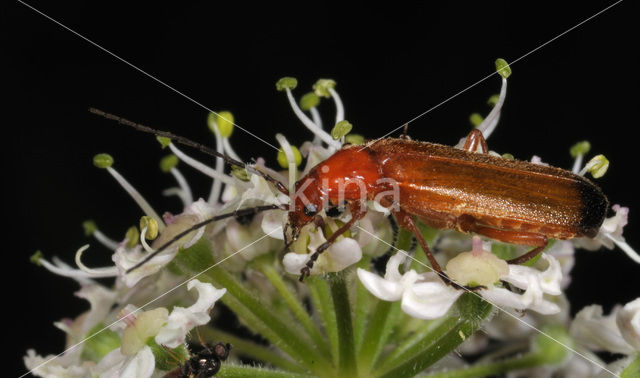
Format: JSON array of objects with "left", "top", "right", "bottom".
[{"left": 366, "top": 138, "right": 608, "bottom": 239}]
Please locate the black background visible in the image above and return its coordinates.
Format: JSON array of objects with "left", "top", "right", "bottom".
[{"left": 8, "top": 1, "right": 637, "bottom": 375}]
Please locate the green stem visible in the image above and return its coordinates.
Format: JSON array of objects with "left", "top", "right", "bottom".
[
  {"left": 173, "top": 240, "right": 331, "bottom": 374},
  {"left": 218, "top": 364, "right": 315, "bottom": 378},
  {"left": 358, "top": 300, "right": 401, "bottom": 372},
  {"left": 377, "top": 294, "right": 492, "bottom": 378},
  {"left": 425, "top": 354, "right": 541, "bottom": 378},
  {"left": 622, "top": 353, "right": 640, "bottom": 378},
  {"left": 197, "top": 326, "right": 306, "bottom": 374},
  {"left": 375, "top": 316, "right": 455, "bottom": 371},
  {"left": 257, "top": 261, "right": 330, "bottom": 359},
  {"left": 354, "top": 255, "right": 372, "bottom": 353},
  {"left": 308, "top": 276, "right": 339, "bottom": 368},
  {"left": 330, "top": 272, "right": 357, "bottom": 377}
]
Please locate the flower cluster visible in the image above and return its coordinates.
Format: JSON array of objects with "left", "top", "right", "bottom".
[{"left": 25, "top": 61, "right": 640, "bottom": 377}]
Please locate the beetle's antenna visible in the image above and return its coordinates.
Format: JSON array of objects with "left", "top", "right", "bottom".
[
  {"left": 126, "top": 204, "right": 287, "bottom": 273},
  {"left": 89, "top": 108, "right": 289, "bottom": 195}
]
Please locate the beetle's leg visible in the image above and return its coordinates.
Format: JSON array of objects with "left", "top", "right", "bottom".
[
  {"left": 462, "top": 129, "right": 489, "bottom": 154},
  {"left": 299, "top": 201, "right": 367, "bottom": 281},
  {"left": 393, "top": 211, "right": 482, "bottom": 290},
  {"left": 393, "top": 210, "right": 444, "bottom": 273},
  {"left": 456, "top": 216, "right": 549, "bottom": 264}
]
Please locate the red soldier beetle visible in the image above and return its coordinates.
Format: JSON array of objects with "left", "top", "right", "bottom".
[{"left": 90, "top": 109, "right": 609, "bottom": 288}]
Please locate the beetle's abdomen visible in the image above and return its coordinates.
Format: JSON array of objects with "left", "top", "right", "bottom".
[{"left": 368, "top": 139, "right": 608, "bottom": 239}]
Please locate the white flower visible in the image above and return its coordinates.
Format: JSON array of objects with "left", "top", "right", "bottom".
[
  {"left": 93, "top": 345, "right": 155, "bottom": 378},
  {"left": 283, "top": 227, "right": 362, "bottom": 275},
  {"left": 574, "top": 204, "right": 640, "bottom": 264},
  {"left": 358, "top": 243, "right": 564, "bottom": 320},
  {"left": 570, "top": 304, "right": 636, "bottom": 355},
  {"left": 113, "top": 199, "right": 216, "bottom": 287},
  {"left": 24, "top": 349, "right": 91, "bottom": 378},
  {"left": 616, "top": 297, "right": 640, "bottom": 351},
  {"left": 155, "top": 280, "right": 226, "bottom": 348}
]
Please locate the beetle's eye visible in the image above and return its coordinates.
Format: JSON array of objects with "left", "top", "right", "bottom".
[
  {"left": 326, "top": 205, "right": 344, "bottom": 218},
  {"left": 303, "top": 203, "right": 318, "bottom": 217}
]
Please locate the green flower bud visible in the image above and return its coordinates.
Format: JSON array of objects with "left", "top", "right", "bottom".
[
  {"left": 277, "top": 146, "right": 302, "bottom": 168},
  {"left": 469, "top": 113, "right": 484, "bottom": 127},
  {"left": 313, "top": 79, "right": 337, "bottom": 98},
  {"left": 345, "top": 134, "right": 365, "bottom": 145},
  {"left": 495, "top": 58, "right": 512, "bottom": 79},
  {"left": 83, "top": 220, "right": 98, "bottom": 236},
  {"left": 93, "top": 153, "right": 114, "bottom": 168},
  {"left": 125, "top": 226, "right": 140, "bottom": 248},
  {"left": 140, "top": 216, "right": 159, "bottom": 240},
  {"left": 331, "top": 120, "right": 353, "bottom": 140},
  {"left": 159, "top": 154, "right": 179, "bottom": 173},
  {"left": 299, "top": 92, "right": 320, "bottom": 111},
  {"left": 585, "top": 154, "right": 609, "bottom": 178},
  {"left": 231, "top": 166, "right": 250, "bottom": 181},
  {"left": 276, "top": 77, "right": 298, "bottom": 91},
  {"left": 215, "top": 111, "right": 235, "bottom": 138},
  {"left": 570, "top": 141, "right": 591, "bottom": 158},
  {"left": 156, "top": 136, "right": 171, "bottom": 149},
  {"left": 30, "top": 250, "right": 43, "bottom": 266},
  {"left": 487, "top": 94, "right": 500, "bottom": 106}
]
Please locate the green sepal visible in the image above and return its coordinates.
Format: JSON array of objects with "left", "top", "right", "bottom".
[{"left": 147, "top": 338, "right": 189, "bottom": 371}]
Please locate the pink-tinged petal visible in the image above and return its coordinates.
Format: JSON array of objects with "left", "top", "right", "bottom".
[{"left": 357, "top": 268, "right": 404, "bottom": 301}]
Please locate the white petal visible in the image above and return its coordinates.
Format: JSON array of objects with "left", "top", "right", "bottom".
[
  {"left": 261, "top": 210, "right": 286, "bottom": 240},
  {"left": 324, "top": 238, "right": 362, "bottom": 272},
  {"left": 283, "top": 252, "right": 309, "bottom": 275},
  {"left": 95, "top": 346, "right": 155, "bottom": 378},
  {"left": 112, "top": 246, "right": 175, "bottom": 288},
  {"left": 154, "top": 280, "right": 226, "bottom": 348},
  {"left": 23, "top": 349, "right": 90, "bottom": 378},
  {"left": 357, "top": 268, "right": 404, "bottom": 301},
  {"left": 616, "top": 297, "right": 640, "bottom": 351},
  {"left": 74, "top": 284, "right": 117, "bottom": 335},
  {"left": 570, "top": 304, "right": 635, "bottom": 354},
  {"left": 384, "top": 251, "right": 408, "bottom": 282},
  {"left": 401, "top": 280, "right": 461, "bottom": 319}
]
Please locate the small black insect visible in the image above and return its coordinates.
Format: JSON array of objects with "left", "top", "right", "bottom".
[{"left": 164, "top": 341, "right": 231, "bottom": 378}]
